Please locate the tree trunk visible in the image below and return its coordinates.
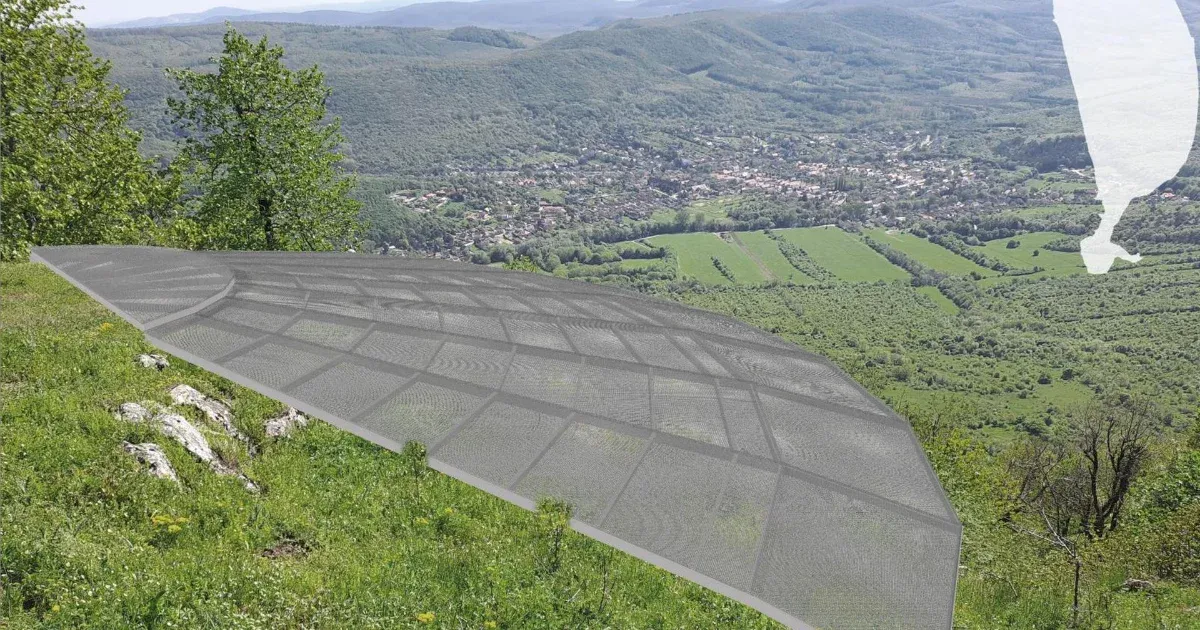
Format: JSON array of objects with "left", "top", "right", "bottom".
[{"left": 259, "top": 197, "right": 276, "bottom": 249}]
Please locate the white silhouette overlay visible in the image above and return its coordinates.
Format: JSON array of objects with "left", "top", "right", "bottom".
[{"left": 1054, "top": 0, "right": 1198, "bottom": 273}]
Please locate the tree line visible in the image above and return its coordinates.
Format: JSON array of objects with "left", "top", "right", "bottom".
[{"left": 1, "top": 0, "right": 361, "bottom": 261}]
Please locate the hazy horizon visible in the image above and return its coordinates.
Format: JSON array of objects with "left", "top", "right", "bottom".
[{"left": 78, "top": 0, "right": 429, "bottom": 27}]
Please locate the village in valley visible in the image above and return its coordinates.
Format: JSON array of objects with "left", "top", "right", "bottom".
[{"left": 376, "top": 127, "right": 1104, "bottom": 260}]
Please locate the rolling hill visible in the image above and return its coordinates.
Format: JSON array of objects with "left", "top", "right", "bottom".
[{"left": 90, "top": 3, "right": 1075, "bottom": 174}]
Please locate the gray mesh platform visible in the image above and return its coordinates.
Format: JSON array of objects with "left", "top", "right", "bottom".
[{"left": 32, "top": 245, "right": 961, "bottom": 629}]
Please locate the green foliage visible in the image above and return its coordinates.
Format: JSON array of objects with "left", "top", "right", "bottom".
[
  {"left": 447, "top": 26, "right": 525, "bottom": 49},
  {"left": 0, "top": 0, "right": 177, "bottom": 260},
  {"left": 534, "top": 498, "right": 573, "bottom": 575},
  {"left": 502, "top": 255, "right": 542, "bottom": 272},
  {"left": 1145, "top": 502, "right": 1200, "bottom": 586},
  {"left": 167, "top": 26, "right": 362, "bottom": 251}
]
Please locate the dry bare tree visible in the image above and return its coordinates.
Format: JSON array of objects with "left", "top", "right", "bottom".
[{"left": 1005, "top": 396, "right": 1156, "bottom": 625}]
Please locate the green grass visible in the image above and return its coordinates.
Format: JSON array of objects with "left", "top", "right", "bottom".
[
  {"left": 775, "top": 227, "right": 910, "bottom": 283},
  {"left": 616, "top": 257, "right": 660, "bottom": 270},
  {"left": 730, "top": 231, "right": 813, "bottom": 283},
  {"left": 1004, "top": 204, "right": 1090, "bottom": 219},
  {"left": 865, "top": 228, "right": 994, "bottom": 277},
  {"left": 0, "top": 262, "right": 780, "bottom": 629},
  {"left": 916, "top": 286, "right": 960, "bottom": 314},
  {"left": 976, "top": 232, "right": 1087, "bottom": 286},
  {"left": 649, "top": 197, "right": 737, "bottom": 224},
  {"left": 1025, "top": 173, "right": 1095, "bottom": 193},
  {"left": 648, "top": 232, "right": 768, "bottom": 285},
  {"left": 535, "top": 188, "right": 566, "bottom": 204}
]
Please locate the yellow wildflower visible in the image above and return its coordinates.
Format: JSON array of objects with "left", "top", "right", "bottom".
[
  {"left": 52, "top": 605, "right": 61, "bottom": 613},
  {"left": 416, "top": 517, "right": 430, "bottom": 525},
  {"left": 484, "top": 622, "right": 497, "bottom": 629},
  {"left": 416, "top": 611, "right": 436, "bottom": 623},
  {"left": 98, "top": 322, "right": 113, "bottom": 332}
]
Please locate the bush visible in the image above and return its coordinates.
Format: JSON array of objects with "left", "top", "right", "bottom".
[{"left": 1147, "top": 502, "right": 1200, "bottom": 585}]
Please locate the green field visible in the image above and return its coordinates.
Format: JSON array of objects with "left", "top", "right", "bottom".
[
  {"left": 617, "top": 257, "right": 660, "bottom": 270},
  {"left": 775, "top": 227, "right": 911, "bottom": 283},
  {"left": 649, "top": 197, "right": 737, "bottom": 225},
  {"left": 1025, "top": 173, "right": 1095, "bottom": 193},
  {"left": 916, "top": 286, "right": 959, "bottom": 314},
  {"left": 731, "top": 231, "right": 813, "bottom": 283},
  {"left": 865, "top": 228, "right": 994, "bottom": 276},
  {"left": 648, "top": 232, "right": 768, "bottom": 285},
  {"left": 976, "top": 232, "right": 1087, "bottom": 286}
]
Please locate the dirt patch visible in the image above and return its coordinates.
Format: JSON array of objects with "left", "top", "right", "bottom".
[{"left": 261, "top": 538, "right": 311, "bottom": 560}]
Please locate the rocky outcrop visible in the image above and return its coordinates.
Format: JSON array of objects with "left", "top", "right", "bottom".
[
  {"left": 264, "top": 407, "right": 308, "bottom": 439},
  {"left": 115, "top": 401, "right": 258, "bottom": 492},
  {"left": 135, "top": 354, "right": 170, "bottom": 370},
  {"left": 122, "top": 441, "right": 178, "bottom": 482},
  {"left": 169, "top": 384, "right": 255, "bottom": 455}
]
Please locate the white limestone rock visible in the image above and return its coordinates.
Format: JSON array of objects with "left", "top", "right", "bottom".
[
  {"left": 115, "top": 400, "right": 259, "bottom": 492},
  {"left": 122, "top": 441, "right": 178, "bottom": 482},
  {"left": 135, "top": 354, "right": 170, "bottom": 370},
  {"left": 264, "top": 407, "right": 309, "bottom": 439},
  {"left": 169, "top": 384, "right": 255, "bottom": 454}
]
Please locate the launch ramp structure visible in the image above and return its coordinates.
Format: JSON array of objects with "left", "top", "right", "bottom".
[{"left": 33, "top": 245, "right": 960, "bottom": 630}]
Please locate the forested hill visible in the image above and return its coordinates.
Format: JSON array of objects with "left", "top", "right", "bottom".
[{"left": 91, "top": 4, "right": 1075, "bottom": 175}]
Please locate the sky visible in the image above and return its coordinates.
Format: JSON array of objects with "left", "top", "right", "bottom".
[{"left": 78, "top": 0, "right": 393, "bottom": 26}]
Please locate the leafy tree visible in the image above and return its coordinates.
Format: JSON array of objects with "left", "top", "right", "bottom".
[
  {"left": 0, "top": 0, "right": 175, "bottom": 261},
  {"left": 167, "top": 27, "right": 362, "bottom": 251}
]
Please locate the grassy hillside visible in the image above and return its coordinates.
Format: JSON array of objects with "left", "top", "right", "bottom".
[{"left": 0, "top": 262, "right": 780, "bottom": 629}]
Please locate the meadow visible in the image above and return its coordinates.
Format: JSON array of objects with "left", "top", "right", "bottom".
[
  {"left": 774, "top": 227, "right": 911, "bottom": 283},
  {"left": 646, "top": 232, "right": 767, "bottom": 285},
  {"left": 864, "top": 227, "right": 994, "bottom": 276}
]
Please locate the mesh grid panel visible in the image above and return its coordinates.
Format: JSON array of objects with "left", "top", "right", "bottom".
[
  {"left": 709, "top": 340, "right": 885, "bottom": 416},
  {"left": 651, "top": 375, "right": 727, "bottom": 447},
  {"left": 223, "top": 342, "right": 333, "bottom": 389},
  {"left": 209, "top": 303, "right": 297, "bottom": 332},
  {"left": 753, "top": 473, "right": 958, "bottom": 630},
  {"left": 719, "top": 383, "right": 775, "bottom": 460},
  {"left": 435, "top": 401, "right": 566, "bottom": 487},
  {"left": 503, "top": 317, "right": 575, "bottom": 352},
  {"left": 284, "top": 318, "right": 368, "bottom": 351},
  {"left": 559, "top": 322, "right": 639, "bottom": 362},
  {"left": 573, "top": 362, "right": 652, "bottom": 429},
  {"left": 34, "top": 245, "right": 960, "bottom": 630},
  {"left": 515, "top": 421, "right": 648, "bottom": 523},
  {"left": 758, "top": 392, "right": 952, "bottom": 519},
  {"left": 358, "top": 381, "right": 488, "bottom": 447},
  {"left": 441, "top": 310, "right": 509, "bottom": 342},
  {"left": 354, "top": 329, "right": 444, "bottom": 370},
  {"left": 603, "top": 442, "right": 737, "bottom": 572},
  {"left": 471, "top": 291, "right": 539, "bottom": 313},
  {"left": 426, "top": 341, "right": 511, "bottom": 389},
  {"left": 502, "top": 351, "right": 583, "bottom": 408},
  {"left": 289, "top": 361, "right": 408, "bottom": 418},
  {"left": 620, "top": 330, "right": 699, "bottom": 372},
  {"left": 374, "top": 304, "right": 442, "bottom": 332},
  {"left": 159, "top": 322, "right": 255, "bottom": 360}
]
